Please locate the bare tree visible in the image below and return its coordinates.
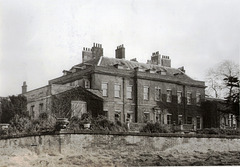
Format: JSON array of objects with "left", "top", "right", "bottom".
[{"left": 206, "top": 60, "right": 239, "bottom": 99}]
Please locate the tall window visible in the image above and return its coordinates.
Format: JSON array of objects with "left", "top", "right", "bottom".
[
  {"left": 196, "top": 93, "right": 201, "bottom": 105},
  {"left": 166, "top": 89, "right": 172, "bottom": 102},
  {"left": 187, "top": 92, "right": 192, "bottom": 105},
  {"left": 101, "top": 83, "right": 108, "bottom": 97},
  {"left": 39, "top": 103, "right": 43, "bottom": 113},
  {"left": 167, "top": 114, "right": 172, "bottom": 124},
  {"left": 114, "top": 84, "right": 121, "bottom": 98},
  {"left": 155, "top": 113, "right": 161, "bottom": 123},
  {"left": 126, "top": 86, "right": 132, "bottom": 99},
  {"left": 197, "top": 117, "right": 201, "bottom": 129},
  {"left": 155, "top": 87, "right": 162, "bottom": 101},
  {"left": 178, "top": 115, "right": 183, "bottom": 125},
  {"left": 143, "top": 86, "right": 149, "bottom": 100},
  {"left": 177, "top": 91, "right": 182, "bottom": 104}
]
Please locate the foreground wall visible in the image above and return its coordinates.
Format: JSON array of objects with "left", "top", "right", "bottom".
[{"left": 0, "top": 132, "right": 239, "bottom": 156}]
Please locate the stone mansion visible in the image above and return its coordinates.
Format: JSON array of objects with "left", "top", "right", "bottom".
[{"left": 22, "top": 43, "right": 205, "bottom": 129}]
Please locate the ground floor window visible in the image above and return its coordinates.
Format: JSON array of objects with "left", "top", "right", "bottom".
[
  {"left": 187, "top": 117, "right": 192, "bottom": 124},
  {"left": 196, "top": 117, "right": 201, "bottom": 129},
  {"left": 103, "top": 110, "right": 108, "bottom": 118},
  {"left": 115, "top": 111, "right": 121, "bottom": 122},
  {"left": 126, "top": 112, "right": 133, "bottom": 122},
  {"left": 143, "top": 112, "right": 150, "bottom": 123},
  {"left": 155, "top": 113, "right": 161, "bottom": 123},
  {"left": 178, "top": 115, "right": 183, "bottom": 125},
  {"left": 167, "top": 115, "right": 172, "bottom": 124}
]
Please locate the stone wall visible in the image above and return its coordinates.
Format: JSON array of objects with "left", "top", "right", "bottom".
[{"left": 0, "top": 132, "right": 239, "bottom": 156}]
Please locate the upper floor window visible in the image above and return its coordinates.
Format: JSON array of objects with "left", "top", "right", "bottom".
[
  {"left": 187, "top": 92, "right": 192, "bottom": 105},
  {"left": 196, "top": 93, "right": 201, "bottom": 105},
  {"left": 143, "top": 86, "right": 149, "bottom": 100},
  {"left": 114, "top": 84, "right": 121, "bottom": 98},
  {"left": 177, "top": 91, "right": 182, "bottom": 104},
  {"left": 84, "top": 79, "right": 90, "bottom": 89},
  {"left": 155, "top": 87, "right": 162, "bottom": 101},
  {"left": 126, "top": 86, "right": 132, "bottom": 99},
  {"left": 101, "top": 83, "right": 108, "bottom": 97},
  {"left": 166, "top": 89, "right": 172, "bottom": 102}
]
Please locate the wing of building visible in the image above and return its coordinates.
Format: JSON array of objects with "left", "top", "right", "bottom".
[{"left": 22, "top": 43, "right": 205, "bottom": 129}]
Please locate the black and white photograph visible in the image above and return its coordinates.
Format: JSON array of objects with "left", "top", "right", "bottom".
[{"left": 0, "top": 0, "right": 239, "bottom": 166}]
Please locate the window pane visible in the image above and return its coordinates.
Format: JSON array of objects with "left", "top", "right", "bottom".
[
  {"left": 187, "top": 92, "right": 192, "bottom": 105},
  {"left": 187, "top": 117, "right": 192, "bottom": 124},
  {"left": 144, "top": 86, "right": 149, "bottom": 100},
  {"left": 167, "top": 90, "right": 172, "bottom": 102},
  {"left": 127, "top": 86, "right": 132, "bottom": 99},
  {"left": 167, "top": 115, "right": 172, "bottom": 124},
  {"left": 155, "top": 87, "right": 161, "bottom": 101},
  {"left": 197, "top": 117, "right": 201, "bottom": 129},
  {"left": 114, "top": 84, "right": 120, "bottom": 98},
  {"left": 178, "top": 115, "right": 182, "bottom": 125},
  {"left": 143, "top": 112, "right": 150, "bottom": 123},
  {"left": 102, "top": 83, "right": 108, "bottom": 96},
  {"left": 177, "top": 92, "right": 182, "bottom": 104},
  {"left": 115, "top": 112, "right": 121, "bottom": 122},
  {"left": 196, "top": 93, "right": 201, "bottom": 104}
]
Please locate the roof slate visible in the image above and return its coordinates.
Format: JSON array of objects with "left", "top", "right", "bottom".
[{"left": 71, "top": 56, "right": 204, "bottom": 86}]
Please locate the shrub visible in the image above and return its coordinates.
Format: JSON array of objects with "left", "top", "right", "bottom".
[
  {"left": 197, "top": 128, "right": 240, "bottom": 135},
  {"left": 140, "top": 122, "right": 173, "bottom": 133},
  {"left": 69, "top": 116, "right": 81, "bottom": 130}
]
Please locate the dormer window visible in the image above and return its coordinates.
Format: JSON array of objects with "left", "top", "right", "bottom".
[{"left": 113, "top": 64, "right": 124, "bottom": 69}]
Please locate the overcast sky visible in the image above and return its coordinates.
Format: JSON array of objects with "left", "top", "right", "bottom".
[{"left": 0, "top": 0, "right": 239, "bottom": 96}]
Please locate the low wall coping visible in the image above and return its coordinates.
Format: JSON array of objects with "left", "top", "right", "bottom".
[{"left": 0, "top": 130, "right": 239, "bottom": 140}]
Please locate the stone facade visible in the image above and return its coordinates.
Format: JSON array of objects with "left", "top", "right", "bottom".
[{"left": 22, "top": 43, "right": 205, "bottom": 129}]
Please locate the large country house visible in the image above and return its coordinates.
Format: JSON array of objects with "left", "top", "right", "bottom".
[{"left": 22, "top": 43, "right": 205, "bottom": 129}]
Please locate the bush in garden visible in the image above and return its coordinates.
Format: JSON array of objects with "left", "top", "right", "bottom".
[
  {"left": 69, "top": 116, "right": 82, "bottom": 130},
  {"left": 91, "top": 115, "right": 128, "bottom": 132},
  {"left": 197, "top": 128, "right": 240, "bottom": 135},
  {"left": 140, "top": 122, "right": 173, "bottom": 133},
  {"left": 67, "top": 115, "right": 128, "bottom": 132}
]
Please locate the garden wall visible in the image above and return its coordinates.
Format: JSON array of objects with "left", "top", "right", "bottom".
[{"left": 0, "top": 132, "right": 239, "bottom": 156}]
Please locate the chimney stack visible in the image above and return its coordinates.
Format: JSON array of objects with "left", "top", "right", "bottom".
[
  {"left": 22, "top": 81, "right": 27, "bottom": 94},
  {"left": 161, "top": 55, "right": 171, "bottom": 67},
  {"left": 151, "top": 51, "right": 161, "bottom": 65},
  {"left": 82, "top": 43, "right": 103, "bottom": 63},
  {"left": 115, "top": 44, "right": 125, "bottom": 59}
]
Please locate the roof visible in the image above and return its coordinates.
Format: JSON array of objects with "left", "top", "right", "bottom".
[
  {"left": 85, "top": 89, "right": 102, "bottom": 99},
  {"left": 71, "top": 56, "right": 204, "bottom": 86}
]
